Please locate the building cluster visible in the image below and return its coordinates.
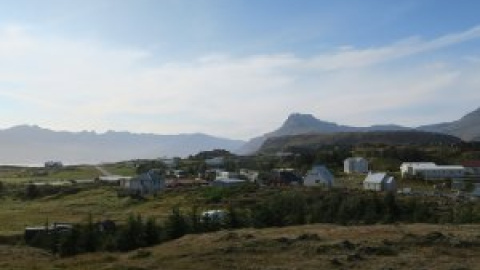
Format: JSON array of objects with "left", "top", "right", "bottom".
[
  {"left": 94, "top": 153, "right": 480, "bottom": 198},
  {"left": 44, "top": 161, "right": 63, "bottom": 169}
]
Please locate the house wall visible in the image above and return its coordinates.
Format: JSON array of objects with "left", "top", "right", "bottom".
[
  {"left": 305, "top": 166, "right": 334, "bottom": 187},
  {"left": 384, "top": 179, "right": 396, "bottom": 192},
  {"left": 364, "top": 182, "right": 382, "bottom": 191},
  {"left": 122, "top": 171, "right": 164, "bottom": 195},
  {"left": 401, "top": 163, "right": 465, "bottom": 180},
  {"left": 344, "top": 158, "right": 368, "bottom": 174},
  {"left": 465, "top": 167, "right": 480, "bottom": 175},
  {"left": 417, "top": 168, "right": 465, "bottom": 180},
  {"left": 304, "top": 175, "right": 331, "bottom": 187}
]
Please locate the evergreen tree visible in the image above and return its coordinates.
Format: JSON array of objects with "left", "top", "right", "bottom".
[
  {"left": 188, "top": 206, "right": 202, "bottom": 233},
  {"left": 164, "top": 207, "right": 189, "bottom": 240},
  {"left": 25, "top": 184, "right": 39, "bottom": 199},
  {"left": 226, "top": 203, "right": 241, "bottom": 229},
  {"left": 383, "top": 192, "right": 399, "bottom": 223},
  {"left": 59, "top": 225, "right": 81, "bottom": 257},
  {"left": 116, "top": 214, "right": 146, "bottom": 251},
  {"left": 144, "top": 217, "right": 161, "bottom": 246},
  {"left": 82, "top": 214, "right": 99, "bottom": 252}
]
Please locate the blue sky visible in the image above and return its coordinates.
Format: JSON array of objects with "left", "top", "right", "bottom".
[{"left": 1, "top": 0, "right": 480, "bottom": 139}]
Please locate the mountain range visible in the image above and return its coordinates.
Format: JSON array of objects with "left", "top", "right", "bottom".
[
  {"left": 237, "top": 107, "right": 480, "bottom": 154},
  {"left": 1, "top": 107, "right": 479, "bottom": 164},
  {"left": 0, "top": 125, "right": 244, "bottom": 165}
]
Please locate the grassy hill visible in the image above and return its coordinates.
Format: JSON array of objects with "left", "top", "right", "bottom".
[{"left": 1, "top": 224, "right": 479, "bottom": 270}]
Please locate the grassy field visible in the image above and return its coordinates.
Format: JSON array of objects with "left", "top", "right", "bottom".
[
  {"left": 0, "top": 165, "right": 478, "bottom": 269},
  {"left": 0, "top": 165, "right": 100, "bottom": 184},
  {"left": 0, "top": 223, "right": 479, "bottom": 270},
  {"left": 0, "top": 186, "right": 201, "bottom": 235},
  {"left": 100, "top": 163, "right": 137, "bottom": 176}
]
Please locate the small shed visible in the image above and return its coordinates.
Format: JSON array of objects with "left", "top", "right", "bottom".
[
  {"left": 24, "top": 222, "right": 73, "bottom": 242},
  {"left": 363, "top": 172, "right": 396, "bottom": 192},
  {"left": 201, "top": 210, "right": 226, "bottom": 222},
  {"left": 303, "top": 165, "right": 335, "bottom": 188}
]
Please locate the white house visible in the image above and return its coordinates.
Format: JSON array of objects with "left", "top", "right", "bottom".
[
  {"left": 216, "top": 171, "right": 239, "bottom": 180},
  {"left": 120, "top": 169, "right": 165, "bottom": 195},
  {"left": 239, "top": 169, "right": 259, "bottom": 183},
  {"left": 201, "top": 210, "right": 226, "bottom": 222},
  {"left": 344, "top": 157, "right": 368, "bottom": 174},
  {"left": 173, "top": 169, "right": 187, "bottom": 179},
  {"left": 303, "top": 165, "right": 335, "bottom": 188},
  {"left": 98, "top": 175, "right": 132, "bottom": 184},
  {"left": 400, "top": 162, "right": 465, "bottom": 180},
  {"left": 363, "top": 172, "right": 396, "bottom": 192}
]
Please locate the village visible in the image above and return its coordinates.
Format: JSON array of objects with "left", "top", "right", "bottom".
[
  {"left": 7, "top": 147, "right": 476, "bottom": 241},
  {"left": 91, "top": 153, "right": 480, "bottom": 199}
]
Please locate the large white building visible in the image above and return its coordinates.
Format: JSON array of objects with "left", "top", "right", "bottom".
[
  {"left": 363, "top": 172, "right": 396, "bottom": 192},
  {"left": 344, "top": 157, "right": 369, "bottom": 174},
  {"left": 400, "top": 162, "right": 465, "bottom": 180},
  {"left": 304, "top": 165, "right": 335, "bottom": 188}
]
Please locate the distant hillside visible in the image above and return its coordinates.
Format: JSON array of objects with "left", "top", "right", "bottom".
[
  {"left": 0, "top": 125, "right": 244, "bottom": 164},
  {"left": 238, "top": 113, "right": 411, "bottom": 154},
  {"left": 259, "top": 131, "right": 462, "bottom": 153},
  {"left": 238, "top": 108, "right": 480, "bottom": 154},
  {"left": 417, "top": 107, "right": 480, "bottom": 141}
]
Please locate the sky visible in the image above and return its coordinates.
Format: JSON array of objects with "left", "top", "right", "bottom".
[{"left": 1, "top": 0, "right": 480, "bottom": 140}]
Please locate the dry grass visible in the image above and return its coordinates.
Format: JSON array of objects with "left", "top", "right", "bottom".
[{"left": 0, "top": 224, "right": 479, "bottom": 270}]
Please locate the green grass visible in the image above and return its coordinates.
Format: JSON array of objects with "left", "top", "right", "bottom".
[
  {"left": 0, "top": 186, "right": 200, "bottom": 235},
  {"left": 335, "top": 173, "right": 366, "bottom": 189},
  {"left": 43, "top": 166, "right": 100, "bottom": 180},
  {"left": 0, "top": 166, "right": 100, "bottom": 184},
  {"left": 101, "top": 164, "right": 136, "bottom": 176}
]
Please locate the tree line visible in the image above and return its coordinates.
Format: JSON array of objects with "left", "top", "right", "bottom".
[{"left": 27, "top": 189, "right": 480, "bottom": 257}]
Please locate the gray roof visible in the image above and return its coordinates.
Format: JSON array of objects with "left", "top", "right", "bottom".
[
  {"left": 213, "top": 178, "right": 245, "bottom": 184},
  {"left": 364, "top": 172, "right": 387, "bottom": 184}
]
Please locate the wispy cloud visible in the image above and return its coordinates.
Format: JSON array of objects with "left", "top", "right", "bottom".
[
  {"left": 1, "top": 24, "right": 480, "bottom": 139},
  {"left": 305, "top": 25, "right": 480, "bottom": 71}
]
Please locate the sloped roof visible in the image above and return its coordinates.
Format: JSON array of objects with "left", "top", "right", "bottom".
[
  {"left": 345, "top": 157, "right": 367, "bottom": 162},
  {"left": 308, "top": 165, "right": 334, "bottom": 180},
  {"left": 364, "top": 172, "right": 387, "bottom": 184},
  {"left": 385, "top": 176, "right": 395, "bottom": 184}
]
